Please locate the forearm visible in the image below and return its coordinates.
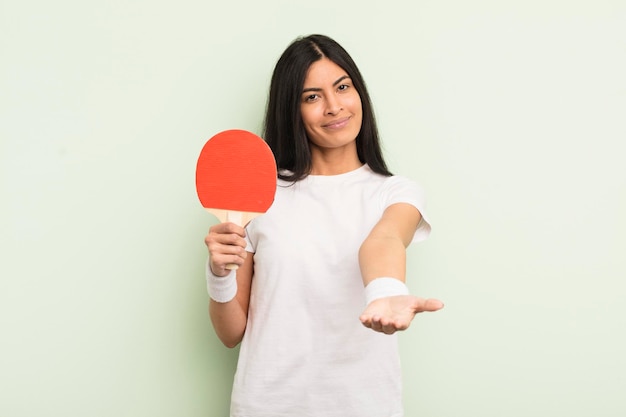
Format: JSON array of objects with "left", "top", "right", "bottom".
[
  {"left": 358, "top": 235, "right": 407, "bottom": 286},
  {"left": 358, "top": 204, "right": 440, "bottom": 333},
  {"left": 209, "top": 298, "right": 248, "bottom": 348},
  {"left": 206, "top": 252, "right": 253, "bottom": 348},
  {"left": 359, "top": 203, "right": 421, "bottom": 287}
]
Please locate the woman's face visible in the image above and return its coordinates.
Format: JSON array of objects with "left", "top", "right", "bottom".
[{"left": 300, "top": 58, "right": 363, "bottom": 154}]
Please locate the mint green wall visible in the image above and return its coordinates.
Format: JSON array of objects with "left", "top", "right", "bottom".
[{"left": 2, "top": 1, "right": 624, "bottom": 416}]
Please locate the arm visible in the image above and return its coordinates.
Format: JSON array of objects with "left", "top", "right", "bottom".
[
  {"left": 205, "top": 222, "right": 253, "bottom": 348},
  {"left": 209, "top": 253, "right": 253, "bottom": 348},
  {"left": 358, "top": 203, "right": 443, "bottom": 334},
  {"left": 359, "top": 203, "right": 419, "bottom": 287}
]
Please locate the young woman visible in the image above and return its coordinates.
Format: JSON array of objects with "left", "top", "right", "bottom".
[{"left": 205, "top": 34, "right": 443, "bottom": 417}]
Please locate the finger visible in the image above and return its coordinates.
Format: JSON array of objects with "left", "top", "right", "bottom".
[
  {"left": 219, "top": 233, "right": 247, "bottom": 248},
  {"left": 210, "top": 222, "right": 246, "bottom": 237},
  {"left": 207, "top": 240, "right": 248, "bottom": 257},
  {"left": 205, "top": 232, "right": 247, "bottom": 251},
  {"left": 208, "top": 243, "right": 248, "bottom": 270},
  {"left": 205, "top": 227, "right": 246, "bottom": 244},
  {"left": 211, "top": 249, "right": 247, "bottom": 264},
  {"left": 210, "top": 253, "right": 246, "bottom": 274},
  {"left": 380, "top": 320, "right": 398, "bottom": 335},
  {"left": 413, "top": 298, "right": 445, "bottom": 313},
  {"left": 359, "top": 315, "right": 373, "bottom": 329},
  {"left": 369, "top": 316, "right": 384, "bottom": 333}
]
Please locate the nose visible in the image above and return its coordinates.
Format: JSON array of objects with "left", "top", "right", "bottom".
[{"left": 325, "top": 94, "right": 342, "bottom": 115}]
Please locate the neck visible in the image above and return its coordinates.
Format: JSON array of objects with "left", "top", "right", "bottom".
[{"left": 310, "top": 147, "right": 363, "bottom": 175}]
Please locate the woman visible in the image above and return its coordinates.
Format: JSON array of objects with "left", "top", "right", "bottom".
[{"left": 205, "top": 34, "right": 443, "bottom": 417}]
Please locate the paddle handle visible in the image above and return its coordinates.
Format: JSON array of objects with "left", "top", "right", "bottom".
[
  {"left": 225, "top": 211, "right": 243, "bottom": 270},
  {"left": 204, "top": 208, "right": 264, "bottom": 271}
]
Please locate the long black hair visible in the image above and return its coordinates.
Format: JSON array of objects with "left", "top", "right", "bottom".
[{"left": 263, "top": 34, "right": 392, "bottom": 181}]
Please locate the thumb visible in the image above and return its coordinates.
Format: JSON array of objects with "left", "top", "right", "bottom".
[{"left": 414, "top": 297, "right": 444, "bottom": 312}]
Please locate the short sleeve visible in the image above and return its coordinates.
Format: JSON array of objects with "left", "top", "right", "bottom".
[
  {"left": 244, "top": 224, "right": 256, "bottom": 253},
  {"left": 381, "top": 176, "right": 431, "bottom": 243}
]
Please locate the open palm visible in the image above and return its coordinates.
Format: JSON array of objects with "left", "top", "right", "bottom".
[{"left": 359, "top": 295, "right": 444, "bottom": 334}]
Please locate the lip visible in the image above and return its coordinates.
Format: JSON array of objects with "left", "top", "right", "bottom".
[{"left": 322, "top": 117, "right": 350, "bottom": 129}]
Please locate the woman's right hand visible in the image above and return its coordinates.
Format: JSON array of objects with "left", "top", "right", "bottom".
[{"left": 204, "top": 222, "right": 248, "bottom": 276}]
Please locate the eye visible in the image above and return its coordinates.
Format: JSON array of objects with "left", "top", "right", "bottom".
[
  {"left": 304, "top": 94, "right": 319, "bottom": 102},
  {"left": 337, "top": 84, "right": 350, "bottom": 92}
]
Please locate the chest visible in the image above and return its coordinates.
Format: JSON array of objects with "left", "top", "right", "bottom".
[{"left": 250, "top": 181, "right": 385, "bottom": 269}]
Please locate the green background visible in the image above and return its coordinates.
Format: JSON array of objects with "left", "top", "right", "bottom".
[{"left": 2, "top": 1, "right": 625, "bottom": 416}]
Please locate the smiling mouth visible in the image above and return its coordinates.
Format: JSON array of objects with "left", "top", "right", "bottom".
[{"left": 323, "top": 117, "right": 350, "bottom": 129}]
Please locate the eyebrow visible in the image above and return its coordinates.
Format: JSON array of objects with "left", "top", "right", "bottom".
[{"left": 302, "top": 75, "right": 351, "bottom": 94}]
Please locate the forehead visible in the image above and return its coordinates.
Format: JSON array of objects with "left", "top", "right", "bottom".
[{"left": 303, "top": 58, "right": 348, "bottom": 86}]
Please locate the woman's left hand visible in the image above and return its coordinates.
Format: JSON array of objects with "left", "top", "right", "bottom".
[{"left": 359, "top": 295, "right": 444, "bottom": 334}]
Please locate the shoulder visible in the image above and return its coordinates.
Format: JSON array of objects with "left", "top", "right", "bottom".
[
  {"left": 379, "top": 172, "right": 431, "bottom": 243},
  {"left": 379, "top": 173, "right": 426, "bottom": 207}
]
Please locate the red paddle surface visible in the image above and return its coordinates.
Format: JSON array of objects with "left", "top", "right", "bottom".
[{"left": 195, "top": 129, "right": 277, "bottom": 214}]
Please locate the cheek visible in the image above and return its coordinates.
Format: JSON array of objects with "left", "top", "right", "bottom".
[
  {"left": 300, "top": 105, "right": 322, "bottom": 128},
  {"left": 350, "top": 96, "right": 363, "bottom": 121},
  {"left": 299, "top": 110, "right": 316, "bottom": 138},
  {"left": 344, "top": 93, "right": 363, "bottom": 118},
  {"left": 300, "top": 104, "right": 311, "bottom": 121},
  {"left": 353, "top": 95, "right": 363, "bottom": 112}
]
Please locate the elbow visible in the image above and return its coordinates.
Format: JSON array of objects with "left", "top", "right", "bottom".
[
  {"left": 213, "top": 326, "right": 244, "bottom": 348},
  {"left": 359, "top": 235, "right": 392, "bottom": 261},
  {"left": 221, "top": 336, "right": 242, "bottom": 349},
  {"left": 214, "top": 325, "right": 245, "bottom": 348}
]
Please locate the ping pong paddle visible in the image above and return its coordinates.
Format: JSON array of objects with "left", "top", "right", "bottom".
[{"left": 195, "top": 129, "right": 277, "bottom": 269}]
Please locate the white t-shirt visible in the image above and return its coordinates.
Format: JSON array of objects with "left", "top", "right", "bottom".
[{"left": 230, "top": 164, "right": 430, "bottom": 417}]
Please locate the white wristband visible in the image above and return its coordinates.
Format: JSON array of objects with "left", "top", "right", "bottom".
[
  {"left": 206, "top": 258, "right": 237, "bottom": 303},
  {"left": 364, "top": 277, "right": 409, "bottom": 306}
]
